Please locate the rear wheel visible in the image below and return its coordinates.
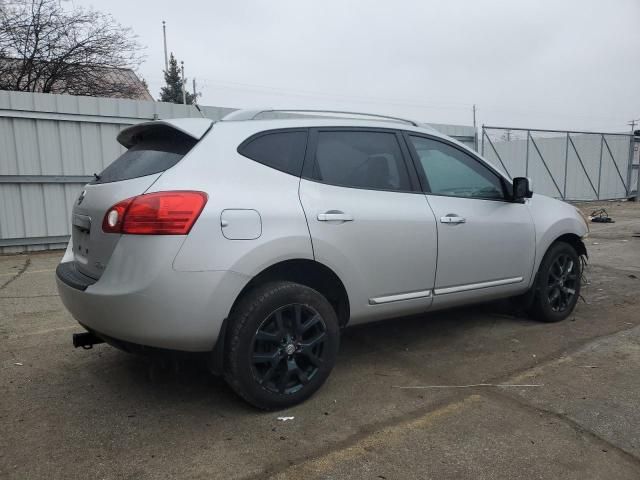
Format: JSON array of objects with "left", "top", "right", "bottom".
[
  {"left": 224, "top": 281, "right": 339, "bottom": 410},
  {"left": 528, "top": 242, "right": 581, "bottom": 322}
]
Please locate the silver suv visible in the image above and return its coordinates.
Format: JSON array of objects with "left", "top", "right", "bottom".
[{"left": 56, "top": 109, "right": 588, "bottom": 409}]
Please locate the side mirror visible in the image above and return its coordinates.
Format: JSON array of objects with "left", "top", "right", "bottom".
[{"left": 512, "top": 177, "right": 532, "bottom": 202}]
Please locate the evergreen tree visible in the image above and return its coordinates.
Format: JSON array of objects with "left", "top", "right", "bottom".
[{"left": 159, "top": 53, "right": 196, "bottom": 104}]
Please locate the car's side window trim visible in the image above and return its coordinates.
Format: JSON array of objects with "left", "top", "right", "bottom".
[
  {"left": 237, "top": 127, "right": 309, "bottom": 177},
  {"left": 402, "top": 131, "right": 512, "bottom": 202},
  {"left": 398, "top": 132, "right": 431, "bottom": 193},
  {"left": 301, "top": 127, "right": 422, "bottom": 194},
  {"left": 394, "top": 131, "right": 423, "bottom": 192}
]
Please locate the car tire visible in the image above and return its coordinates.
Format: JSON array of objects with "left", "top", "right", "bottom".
[
  {"left": 224, "top": 281, "right": 340, "bottom": 410},
  {"left": 528, "top": 241, "right": 582, "bottom": 323}
]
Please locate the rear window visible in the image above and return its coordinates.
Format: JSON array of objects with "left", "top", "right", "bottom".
[
  {"left": 238, "top": 130, "right": 308, "bottom": 176},
  {"left": 92, "top": 126, "right": 197, "bottom": 184}
]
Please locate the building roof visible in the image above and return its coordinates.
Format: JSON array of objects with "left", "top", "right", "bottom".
[{"left": 0, "top": 58, "right": 153, "bottom": 101}]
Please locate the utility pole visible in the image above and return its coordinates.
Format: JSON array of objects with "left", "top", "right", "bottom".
[
  {"left": 192, "top": 78, "right": 197, "bottom": 103},
  {"left": 472, "top": 104, "right": 478, "bottom": 151},
  {"left": 162, "top": 21, "right": 168, "bottom": 71},
  {"left": 181, "top": 61, "right": 186, "bottom": 105}
]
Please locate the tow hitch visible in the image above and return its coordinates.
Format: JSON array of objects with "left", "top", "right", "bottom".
[{"left": 72, "top": 332, "right": 104, "bottom": 349}]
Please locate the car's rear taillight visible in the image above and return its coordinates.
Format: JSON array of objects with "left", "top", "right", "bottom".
[
  {"left": 102, "top": 191, "right": 208, "bottom": 235},
  {"left": 102, "top": 197, "right": 134, "bottom": 233}
]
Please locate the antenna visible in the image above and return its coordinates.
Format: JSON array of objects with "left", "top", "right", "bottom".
[
  {"left": 162, "top": 21, "right": 168, "bottom": 71},
  {"left": 193, "top": 103, "right": 205, "bottom": 118}
]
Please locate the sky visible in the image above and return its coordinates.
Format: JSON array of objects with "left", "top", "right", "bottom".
[{"left": 71, "top": 0, "right": 640, "bottom": 132}]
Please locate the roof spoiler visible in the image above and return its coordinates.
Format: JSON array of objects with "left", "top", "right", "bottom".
[{"left": 117, "top": 118, "right": 213, "bottom": 148}]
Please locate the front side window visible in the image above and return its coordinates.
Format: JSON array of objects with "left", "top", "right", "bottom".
[
  {"left": 409, "top": 136, "right": 505, "bottom": 200},
  {"left": 311, "top": 130, "right": 411, "bottom": 191},
  {"left": 238, "top": 130, "right": 308, "bottom": 176}
]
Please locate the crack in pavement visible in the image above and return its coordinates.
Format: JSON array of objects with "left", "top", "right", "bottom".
[
  {"left": 0, "top": 294, "right": 59, "bottom": 299},
  {"left": 484, "top": 388, "right": 640, "bottom": 466},
  {"left": 0, "top": 257, "right": 31, "bottom": 291}
]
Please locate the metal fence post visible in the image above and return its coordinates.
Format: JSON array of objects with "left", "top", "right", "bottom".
[
  {"left": 597, "top": 135, "right": 603, "bottom": 200},
  {"left": 627, "top": 134, "right": 634, "bottom": 198},
  {"left": 636, "top": 138, "right": 640, "bottom": 198}
]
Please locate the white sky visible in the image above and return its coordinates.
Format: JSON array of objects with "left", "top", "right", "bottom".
[{"left": 72, "top": 0, "right": 640, "bottom": 132}]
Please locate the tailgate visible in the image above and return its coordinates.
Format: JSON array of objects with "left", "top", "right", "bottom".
[{"left": 70, "top": 120, "right": 211, "bottom": 280}]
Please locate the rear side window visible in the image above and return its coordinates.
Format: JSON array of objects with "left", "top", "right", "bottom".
[
  {"left": 311, "top": 130, "right": 411, "bottom": 191},
  {"left": 238, "top": 130, "right": 308, "bottom": 176},
  {"left": 92, "top": 126, "right": 197, "bottom": 184}
]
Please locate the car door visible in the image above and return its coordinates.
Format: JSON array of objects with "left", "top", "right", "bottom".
[
  {"left": 405, "top": 134, "right": 535, "bottom": 307},
  {"left": 298, "top": 128, "right": 438, "bottom": 324}
]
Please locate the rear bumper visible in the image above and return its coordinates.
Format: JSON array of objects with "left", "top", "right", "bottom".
[
  {"left": 56, "top": 262, "right": 96, "bottom": 291},
  {"left": 56, "top": 236, "right": 249, "bottom": 352}
]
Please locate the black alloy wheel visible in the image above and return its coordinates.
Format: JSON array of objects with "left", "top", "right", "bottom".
[
  {"left": 251, "top": 303, "right": 328, "bottom": 394},
  {"left": 225, "top": 281, "right": 339, "bottom": 410},
  {"left": 528, "top": 241, "right": 582, "bottom": 323},
  {"left": 546, "top": 253, "right": 578, "bottom": 313}
]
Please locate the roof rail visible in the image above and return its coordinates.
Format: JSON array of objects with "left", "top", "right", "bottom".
[{"left": 221, "top": 109, "right": 420, "bottom": 127}]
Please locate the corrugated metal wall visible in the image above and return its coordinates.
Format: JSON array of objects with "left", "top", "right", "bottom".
[
  {"left": 0, "top": 91, "right": 234, "bottom": 253},
  {"left": 481, "top": 127, "right": 635, "bottom": 201},
  {"left": 0, "top": 91, "right": 475, "bottom": 253}
]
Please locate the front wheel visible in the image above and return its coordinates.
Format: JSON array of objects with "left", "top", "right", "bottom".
[
  {"left": 224, "top": 281, "right": 339, "bottom": 410},
  {"left": 528, "top": 242, "right": 582, "bottom": 323}
]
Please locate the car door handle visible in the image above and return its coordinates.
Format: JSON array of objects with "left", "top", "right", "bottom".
[
  {"left": 440, "top": 215, "right": 466, "bottom": 224},
  {"left": 317, "top": 211, "right": 354, "bottom": 222}
]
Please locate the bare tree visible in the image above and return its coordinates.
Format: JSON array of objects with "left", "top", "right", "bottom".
[{"left": 0, "top": 0, "right": 146, "bottom": 99}]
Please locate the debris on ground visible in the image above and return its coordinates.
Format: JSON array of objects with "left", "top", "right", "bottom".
[
  {"left": 589, "top": 209, "right": 614, "bottom": 223},
  {"left": 14, "top": 362, "right": 23, "bottom": 366},
  {"left": 277, "top": 416, "right": 295, "bottom": 422}
]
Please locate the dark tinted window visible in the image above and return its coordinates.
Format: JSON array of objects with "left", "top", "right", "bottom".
[
  {"left": 239, "top": 130, "right": 307, "bottom": 176},
  {"left": 93, "top": 126, "right": 196, "bottom": 184},
  {"left": 311, "top": 131, "right": 411, "bottom": 191},
  {"left": 409, "top": 136, "right": 505, "bottom": 200}
]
